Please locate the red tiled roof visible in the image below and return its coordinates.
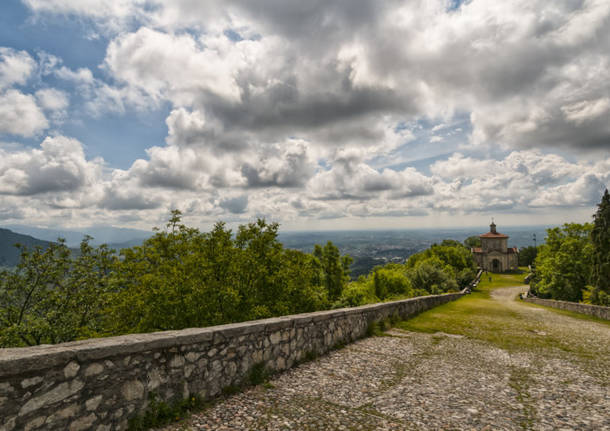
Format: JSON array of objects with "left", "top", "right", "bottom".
[
  {"left": 480, "top": 232, "right": 509, "bottom": 238},
  {"left": 472, "top": 247, "right": 483, "bottom": 253},
  {"left": 508, "top": 247, "right": 518, "bottom": 253}
]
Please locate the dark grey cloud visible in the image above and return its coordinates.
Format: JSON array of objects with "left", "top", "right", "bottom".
[
  {"left": 99, "top": 193, "right": 162, "bottom": 210},
  {"left": 219, "top": 195, "right": 248, "bottom": 213}
]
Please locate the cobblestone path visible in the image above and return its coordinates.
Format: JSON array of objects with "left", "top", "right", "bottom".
[{"left": 163, "top": 286, "right": 609, "bottom": 431}]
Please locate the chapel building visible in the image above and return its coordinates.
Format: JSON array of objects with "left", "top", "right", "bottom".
[{"left": 471, "top": 221, "right": 518, "bottom": 272}]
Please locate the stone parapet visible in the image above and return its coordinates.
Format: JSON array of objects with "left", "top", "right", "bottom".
[
  {"left": 523, "top": 297, "right": 610, "bottom": 320},
  {"left": 0, "top": 292, "right": 464, "bottom": 431}
]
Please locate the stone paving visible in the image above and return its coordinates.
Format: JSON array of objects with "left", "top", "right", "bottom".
[{"left": 162, "top": 286, "right": 610, "bottom": 431}]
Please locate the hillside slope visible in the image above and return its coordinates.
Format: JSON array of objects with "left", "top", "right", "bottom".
[{"left": 0, "top": 228, "right": 52, "bottom": 267}]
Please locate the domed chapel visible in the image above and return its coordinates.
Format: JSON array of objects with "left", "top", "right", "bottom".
[{"left": 471, "top": 221, "right": 519, "bottom": 272}]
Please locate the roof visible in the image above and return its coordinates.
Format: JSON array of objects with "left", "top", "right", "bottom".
[
  {"left": 471, "top": 247, "right": 482, "bottom": 253},
  {"left": 480, "top": 232, "right": 509, "bottom": 238}
]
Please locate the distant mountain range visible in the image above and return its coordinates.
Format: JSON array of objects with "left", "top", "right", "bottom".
[
  {"left": 0, "top": 228, "right": 52, "bottom": 267},
  {"left": 3, "top": 224, "right": 152, "bottom": 248},
  {"left": 0, "top": 226, "right": 151, "bottom": 268}
]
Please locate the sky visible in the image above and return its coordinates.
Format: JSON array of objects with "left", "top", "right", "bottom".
[{"left": 0, "top": 0, "right": 608, "bottom": 232}]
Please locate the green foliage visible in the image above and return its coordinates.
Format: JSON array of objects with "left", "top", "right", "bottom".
[
  {"left": 464, "top": 235, "right": 481, "bottom": 249},
  {"left": 108, "top": 216, "right": 341, "bottom": 335},
  {"left": 518, "top": 246, "right": 538, "bottom": 267},
  {"left": 0, "top": 237, "right": 116, "bottom": 347},
  {"left": 0, "top": 211, "right": 480, "bottom": 348},
  {"left": 589, "top": 189, "right": 610, "bottom": 306},
  {"left": 313, "top": 241, "right": 352, "bottom": 301},
  {"left": 128, "top": 392, "right": 202, "bottom": 431},
  {"left": 335, "top": 241, "right": 475, "bottom": 308},
  {"left": 247, "top": 362, "right": 271, "bottom": 386},
  {"left": 531, "top": 223, "right": 593, "bottom": 302}
]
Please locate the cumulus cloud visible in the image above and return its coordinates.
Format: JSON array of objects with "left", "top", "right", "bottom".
[
  {"left": 0, "top": 47, "right": 36, "bottom": 89},
  {"left": 10, "top": 0, "right": 610, "bottom": 227},
  {"left": 0, "top": 136, "right": 102, "bottom": 195},
  {"left": 35, "top": 88, "right": 69, "bottom": 111},
  {"left": 0, "top": 90, "right": 48, "bottom": 137},
  {"left": 309, "top": 149, "right": 434, "bottom": 200}
]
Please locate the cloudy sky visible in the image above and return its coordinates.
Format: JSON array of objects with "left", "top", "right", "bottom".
[{"left": 0, "top": 0, "right": 608, "bottom": 232}]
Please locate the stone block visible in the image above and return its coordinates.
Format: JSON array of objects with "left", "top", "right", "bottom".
[
  {"left": 69, "top": 413, "right": 97, "bottom": 431},
  {"left": 84, "top": 363, "right": 104, "bottom": 377},
  {"left": 19, "top": 380, "right": 84, "bottom": 416},
  {"left": 86, "top": 395, "right": 103, "bottom": 411},
  {"left": 64, "top": 361, "right": 80, "bottom": 378},
  {"left": 122, "top": 380, "right": 144, "bottom": 401}
]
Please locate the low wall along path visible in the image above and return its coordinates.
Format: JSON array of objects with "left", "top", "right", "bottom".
[
  {"left": 0, "top": 292, "right": 464, "bottom": 431},
  {"left": 523, "top": 296, "right": 610, "bottom": 320}
]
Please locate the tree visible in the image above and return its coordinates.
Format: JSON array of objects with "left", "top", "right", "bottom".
[
  {"left": 588, "top": 189, "right": 610, "bottom": 305},
  {"left": 464, "top": 236, "right": 481, "bottom": 249},
  {"left": 518, "top": 246, "right": 538, "bottom": 267},
  {"left": 531, "top": 223, "right": 593, "bottom": 302},
  {"left": 0, "top": 238, "right": 116, "bottom": 347},
  {"left": 313, "top": 241, "right": 352, "bottom": 301}
]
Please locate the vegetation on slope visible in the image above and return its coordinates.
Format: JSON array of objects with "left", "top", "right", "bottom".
[{"left": 0, "top": 211, "right": 472, "bottom": 348}]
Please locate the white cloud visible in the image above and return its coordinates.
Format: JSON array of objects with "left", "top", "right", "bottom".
[
  {"left": 104, "top": 27, "right": 262, "bottom": 104},
  {"left": 0, "top": 47, "right": 36, "bottom": 89},
  {"left": 0, "top": 136, "right": 103, "bottom": 196},
  {"left": 0, "top": 90, "right": 48, "bottom": 137},
  {"left": 35, "top": 88, "right": 69, "bottom": 111}
]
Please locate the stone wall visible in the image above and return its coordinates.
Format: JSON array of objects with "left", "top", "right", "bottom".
[
  {"left": 0, "top": 291, "right": 464, "bottom": 431},
  {"left": 523, "top": 297, "right": 610, "bottom": 320}
]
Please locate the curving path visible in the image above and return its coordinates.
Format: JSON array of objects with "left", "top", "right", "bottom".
[{"left": 163, "top": 286, "right": 609, "bottom": 431}]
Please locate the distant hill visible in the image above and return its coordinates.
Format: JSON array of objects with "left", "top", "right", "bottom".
[
  {"left": 0, "top": 228, "right": 52, "bottom": 268},
  {"left": 3, "top": 224, "right": 151, "bottom": 248}
]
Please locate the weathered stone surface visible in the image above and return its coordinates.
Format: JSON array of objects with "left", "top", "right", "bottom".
[
  {"left": 84, "top": 363, "right": 104, "bottom": 377},
  {"left": 1, "top": 416, "right": 16, "bottom": 431},
  {"left": 64, "top": 361, "right": 80, "bottom": 378},
  {"left": 19, "top": 380, "right": 84, "bottom": 416},
  {"left": 69, "top": 413, "right": 96, "bottom": 431},
  {"left": 24, "top": 416, "right": 45, "bottom": 431},
  {"left": 523, "top": 297, "right": 610, "bottom": 320},
  {"left": 169, "top": 355, "right": 185, "bottom": 368},
  {"left": 86, "top": 395, "right": 103, "bottom": 411},
  {"left": 161, "top": 287, "right": 609, "bottom": 431},
  {"left": 0, "top": 382, "right": 14, "bottom": 395},
  {"left": 1, "top": 292, "right": 463, "bottom": 431},
  {"left": 21, "top": 376, "right": 43, "bottom": 389},
  {"left": 122, "top": 380, "right": 144, "bottom": 401},
  {"left": 53, "top": 403, "right": 78, "bottom": 420}
]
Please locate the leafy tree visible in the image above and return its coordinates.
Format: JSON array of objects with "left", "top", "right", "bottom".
[
  {"left": 518, "top": 246, "right": 538, "bottom": 267},
  {"left": 313, "top": 241, "right": 352, "bottom": 301},
  {"left": 531, "top": 223, "right": 593, "bottom": 302},
  {"left": 373, "top": 264, "right": 412, "bottom": 300},
  {"left": 405, "top": 243, "right": 476, "bottom": 288},
  {"left": 588, "top": 189, "right": 610, "bottom": 305},
  {"left": 464, "top": 236, "right": 481, "bottom": 248},
  {"left": 0, "top": 238, "right": 116, "bottom": 347}
]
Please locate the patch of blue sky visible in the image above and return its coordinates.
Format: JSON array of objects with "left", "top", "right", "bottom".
[
  {"left": 371, "top": 113, "right": 474, "bottom": 174},
  {"left": 62, "top": 103, "right": 172, "bottom": 169},
  {"left": 446, "top": 0, "right": 469, "bottom": 12},
  {"left": 0, "top": 1, "right": 107, "bottom": 71}
]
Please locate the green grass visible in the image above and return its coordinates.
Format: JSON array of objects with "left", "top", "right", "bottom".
[
  {"left": 475, "top": 269, "right": 529, "bottom": 293},
  {"left": 395, "top": 269, "right": 593, "bottom": 355}
]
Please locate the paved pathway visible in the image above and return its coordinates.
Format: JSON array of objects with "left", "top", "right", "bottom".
[{"left": 163, "top": 286, "right": 609, "bottom": 430}]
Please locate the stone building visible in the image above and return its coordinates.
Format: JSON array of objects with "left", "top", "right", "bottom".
[{"left": 471, "top": 221, "right": 518, "bottom": 272}]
